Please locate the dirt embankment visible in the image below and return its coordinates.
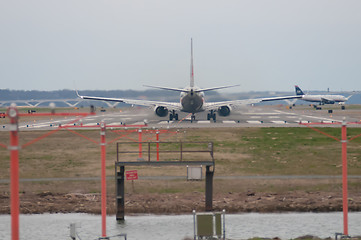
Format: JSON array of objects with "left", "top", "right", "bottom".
[{"left": 1, "top": 190, "right": 361, "bottom": 215}]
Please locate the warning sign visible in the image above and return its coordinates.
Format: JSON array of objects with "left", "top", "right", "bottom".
[{"left": 126, "top": 170, "right": 138, "bottom": 180}]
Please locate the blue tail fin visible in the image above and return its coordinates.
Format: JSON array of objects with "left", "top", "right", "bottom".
[{"left": 295, "top": 85, "right": 304, "bottom": 95}]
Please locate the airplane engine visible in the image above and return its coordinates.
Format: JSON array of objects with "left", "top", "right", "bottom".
[
  {"left": 218, "top": 106, "right": 231, "bottom": 116},
  {"left": 154, "top": 106, "right": 168, "bottom": 117}
]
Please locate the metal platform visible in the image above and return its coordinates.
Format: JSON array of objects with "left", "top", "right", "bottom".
[{"left": 115, "top": 141, "right": 215, "bottom": 220}]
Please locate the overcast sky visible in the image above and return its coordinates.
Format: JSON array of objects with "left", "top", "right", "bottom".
[{"left": 1, "top": 0, "right": 361, "bottom": 92}]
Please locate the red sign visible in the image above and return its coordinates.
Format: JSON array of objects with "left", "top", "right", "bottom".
[{"left": 126, "top": 170, "right": 138, "bottom": 180}]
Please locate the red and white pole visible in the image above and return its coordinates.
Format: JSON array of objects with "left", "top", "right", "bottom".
[
  {"left": 7, "top": 106, "right": 19, "bottom": 240},
  {"left": 100, "top": 122, "right": 107, "bottom": 238},
  {"left": 156, "top": 130, "right": 160, "bottom": 161},
  {"left": 341, "top": 121, "right": 348, "bottom": 235}
]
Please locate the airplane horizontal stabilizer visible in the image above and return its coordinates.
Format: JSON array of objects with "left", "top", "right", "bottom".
[
  {"left": 195, "top": 84, "right": 240, "bottom": 93},
  {"left": 143, "top": 85, "right": 187, "bottom": 92}
]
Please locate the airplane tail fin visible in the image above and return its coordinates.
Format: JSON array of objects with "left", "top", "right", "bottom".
[
  {"left": 295, "top": 85, "right": 305, "bottom": 95},
  {"left": 190, "top": 38, "right": 194, "bottom": 88}
]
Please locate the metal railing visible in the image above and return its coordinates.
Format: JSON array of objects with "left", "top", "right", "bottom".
[{"left": 116, "top": 141, "right": 214, "bottom": 163}]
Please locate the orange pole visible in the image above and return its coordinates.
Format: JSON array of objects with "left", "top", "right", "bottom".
[
  {"left": 341, "top": 122, "right": 348, "bottom": 235},
  {"left": 156, "top": 130, "right": 160, "bottom": 161},
  {"left": 8, "top": 106, "right": 19, "bottom": 240},
  {"left": 100, "top": 122, "right": 107, "bottom": 238},
  {"left": 138, "top": 129, "right": 142, "bottom": 158}
]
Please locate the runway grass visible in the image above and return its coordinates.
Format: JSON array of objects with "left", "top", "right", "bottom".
[
  {"left": 1, "top": 127, "right": 361, "bottom": 178},
  {"left": 185, "top": 127, "right": 361, "bottom": 176}
]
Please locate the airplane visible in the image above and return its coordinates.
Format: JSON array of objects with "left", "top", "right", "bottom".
[
  {"left": 295, "top": 85, "right": 352, "bottom": 105},
  {"left": 77, "top": 40, "right": 301, "bottom": 122}
]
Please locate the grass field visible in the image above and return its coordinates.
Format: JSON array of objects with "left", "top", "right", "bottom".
[
  {"left": 1, "top": 127, "right": 361, "bottom": 177},
  {"left": 1, "top": 126, "right": 361, "bottom": 195}
]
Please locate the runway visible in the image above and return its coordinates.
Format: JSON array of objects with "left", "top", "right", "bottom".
[{"left": 1, "top": 105, "right": 361, "bottom": 131}]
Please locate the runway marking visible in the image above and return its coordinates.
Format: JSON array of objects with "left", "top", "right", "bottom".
[
  {"left": 83, "top": 123, "right": 98, "bottom": 126},
  {"left": 22, "top": 125, "right": 35, "bottom": 128},
  {"left": 197, "top": 121, "right": 211, "bottom": 124},
  {"left": 20, "top": 123, "right": 62, "bottom": 128},
  {"left": 297, "top": 114, "right": 340, "bottom": 122},
  {"left": 249, "top": 116, "right": 261, "bottom": 119},
  {"left": 247, "top": 120, "right": 262, "bottom": 124},
  {"left": 268, "top": 116, "right": 280, "bottom": 119},
  {"left": 132, "top": 121, "right": 146, "bottom": 125},
  {"left": 116, "top": 114, "right": 149, "bottom": 117},
  {"left": 274, "top": 110, "right": 343, "bottom": 123},
  {"left": 273, "top": 110, "right": 297, "bottom": 115},
  {"left": 101, "top": 118, "right": 113, "bottom": 121},
  {"left": 108, "top": 122, "right": 121, "bottom": 125},
  {"left": 19, "top": 119, "right": 72, "bottom": 129},
  {"left": 33, "top": 124, "right": 52, "bottom": 128},
  {"left": 62, "top": 124, "right": 78, "bottom": 127},
  {"left": 322, "top": 120, "right": 335, "bottom": 123},
  {"left": 222, "top": 121, "right": 236, "bottom": 124},
  {"left": 272, "top": 120, "right": 288, "bottom": 124},
  {"left": 243, "top": 112, "right": 280, "bottom": 115},
  {"left": 296, "top": 120, "right": 310, "bottom": 124},
  {"left": 118, "top": 117, "right": 132, "bottom": 121},
  {"left": 158, "top": 121, "right": 173, "bottom": 124}
]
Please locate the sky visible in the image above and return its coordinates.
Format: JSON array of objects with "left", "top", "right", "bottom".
[{"left": 1, "top": 0, "right": 361, "bottom": 92}]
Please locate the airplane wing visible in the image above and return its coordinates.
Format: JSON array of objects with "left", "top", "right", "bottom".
[
  {"left": 204, "top": 95, "right": 302, "bottom": 111},
  {"left": 320, "top": 97, "right": 335, "bottom": 104},
  {"left": 78, "top": 93, "right": 182, "bottom": 110}
]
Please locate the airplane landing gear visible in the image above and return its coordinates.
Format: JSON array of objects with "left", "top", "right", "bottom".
[
  {"left": 169, "top": 110, "right": 179, "bottom": 121},
  {"left": 191, "top": 113, "right": 196, "bottom": 123},
  {"left": 207, "top": 110, "right": 216, "bottom": 122}
]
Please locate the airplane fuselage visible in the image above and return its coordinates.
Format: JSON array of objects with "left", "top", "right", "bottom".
[
  {"left": 180, "top": 87, "right": 205, "bottom": 113},
  {"left": 301, "top": 94, "right": 347, "bottom": 104}
]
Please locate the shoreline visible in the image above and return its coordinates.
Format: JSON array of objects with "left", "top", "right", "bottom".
[{"left": 1, "top": 191, "right": 361, "bottom": 215}]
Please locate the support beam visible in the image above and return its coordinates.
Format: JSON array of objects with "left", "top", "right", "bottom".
[
  {"left": 116, "top": 165, "right": 125, "bottom": 221},
  {"left": 205, "top": 166, "right": 214, "bottom": 212}
]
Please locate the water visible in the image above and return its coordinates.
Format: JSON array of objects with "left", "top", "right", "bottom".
[{"left": 1, "top": 212, "right": 361, "bottom": 240}]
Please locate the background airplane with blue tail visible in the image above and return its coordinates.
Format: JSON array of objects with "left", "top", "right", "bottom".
[
  {"left": 295, "top": 85, "right": 353, "bottom": 105},
  {"left": 77, "top": 40, "right": 302, "bottom": 122}
]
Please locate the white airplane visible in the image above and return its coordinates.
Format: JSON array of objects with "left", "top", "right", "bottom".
[
  {"left": 78, "top": 40, "right": 301, "bottom": 122},
  {"left": 295, "top": 85, "right": 352, "bottom": 105}
]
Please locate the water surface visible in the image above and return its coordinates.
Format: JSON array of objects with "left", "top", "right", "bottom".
[{"left": 1, "top": 212, "right": 361, "bottom": 240}]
